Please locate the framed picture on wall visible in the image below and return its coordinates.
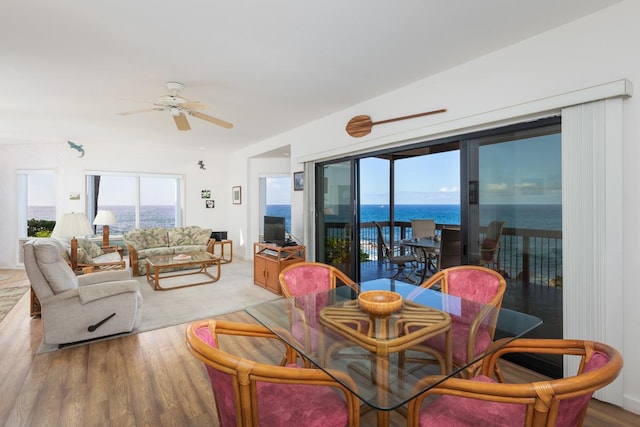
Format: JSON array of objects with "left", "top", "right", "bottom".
[
  {"left": 232, "top": 186, "right": 242, "bottom": 204},
  {"left": 294, "top": 171, "right": 304, "bottom": 191}
]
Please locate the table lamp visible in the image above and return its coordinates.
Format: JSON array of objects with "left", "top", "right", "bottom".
[
  {"left": 93, "top": 210, "right": 117, "bottom": 247},
  {"left": 51, "top": 213, "right": 94, "bottom": 270}
]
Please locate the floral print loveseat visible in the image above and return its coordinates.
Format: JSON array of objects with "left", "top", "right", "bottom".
[{"left": 123, "top": 226, "right": 214, "bottom": 276}]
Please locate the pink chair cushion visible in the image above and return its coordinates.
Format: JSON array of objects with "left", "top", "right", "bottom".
[
  {"left": 555, "top": 351, "right": 610, "bottom": 426},
  {"left": 422, "top": 318, "right": 493, "bottom": 364},
  {"left": 282, "top": 265, "right": 332, "bottom": 295},
  {"left": 419, "top": 375, "right": 526, "bottom": 427},
  {"left": 447, "top": 269, "right": 501, "bottom": 304},
  {"left": 420, "top": 273, "right": 499, "bottom": 363},
  {"left": 256, "top": 381, "right": 349, "bottom": 426},
  {"left": 195, "top": 326, "right": 350, "bottom": 427},
  {"left": 420, "top": 351, "right": 611, "bottom": 427},
  {"left": 197, "top": 327, "right": 238, "bottom": 427}
]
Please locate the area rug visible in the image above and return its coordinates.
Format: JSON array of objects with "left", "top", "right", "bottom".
[
  {"left": 0, "top": 286, "right": 29, "bottom": 323},
  {"left": 37, "top": 260, "right": 280, "bottom": 353}
]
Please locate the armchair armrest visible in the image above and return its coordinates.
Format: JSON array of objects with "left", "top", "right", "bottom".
[
  {"left": 78, "top": 280, "right": 139, "bottom": 304},
  {"left": 78, "top": 269, "right": 132, "bottom": 286},
  {"left": 207, "top": 238, "right": 216, "bottom": 253}
]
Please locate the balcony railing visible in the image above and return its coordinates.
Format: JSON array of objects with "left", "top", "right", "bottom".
[{"left": 327, "top": 221, "right": 562, "bottom": 286}]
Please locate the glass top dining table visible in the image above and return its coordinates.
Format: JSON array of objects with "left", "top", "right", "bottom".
[{"left": 245, "top": 278, "right": 542, "bottom": 426}]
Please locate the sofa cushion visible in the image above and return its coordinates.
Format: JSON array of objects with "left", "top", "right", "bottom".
[
  {"left": 171, "top": 244, "right": 209, "bottom": 254},
  {"left": 143, "top": 227, "right": 170, "bottom": 248},
  {"left": 91, "top": 251, "right": 122, "bottom": 264},
  {"left": 124, "top": 227, "right": 169, "bottom": 251},
  {"left": 33, "top": 240, "right": 79, "bottom": 294},
  {"left": 168, "top": 226, "right": 212, "bottom": 246},
  {"left": 137, "top": 247, "right": 174, "bottom": 258}
]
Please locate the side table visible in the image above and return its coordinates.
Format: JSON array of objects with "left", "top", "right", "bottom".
[{"left": 212, "top": 239, "right": 233, "bottom": 263}]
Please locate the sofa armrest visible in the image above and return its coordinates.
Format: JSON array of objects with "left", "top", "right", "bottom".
[
  {"left": 125, "top": 243, "right": 140, "bottom": 275},
  {"left": 78, "top": 269, "right": 132, "bottom": 286},
  {"left": 78, "top": 280, "right": 139, "bottom": 304},
  {"left": 207, "top": 238, "right": 216, "bottom": 253}
]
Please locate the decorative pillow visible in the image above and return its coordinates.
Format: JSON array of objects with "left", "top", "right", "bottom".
[
  {"left": 76, "top": 238, "right": 103, "bottom": 258},
  {"left": 76, "top": 248, "right": 93, "bottom": 264}
]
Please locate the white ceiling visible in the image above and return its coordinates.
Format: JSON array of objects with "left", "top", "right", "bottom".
[{"left": 0, "top": 0, "right": 620, "bottom": 152}]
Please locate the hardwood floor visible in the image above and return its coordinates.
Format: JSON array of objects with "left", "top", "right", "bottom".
[{"left": 1, "top": 269, "right": 639, "bottom": 426}]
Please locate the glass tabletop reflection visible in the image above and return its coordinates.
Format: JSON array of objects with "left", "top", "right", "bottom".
[{"left": 245, "top": 278, "right": 542, "bottom": 411}]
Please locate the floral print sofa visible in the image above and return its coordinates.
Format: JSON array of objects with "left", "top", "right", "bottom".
[{"left": 123, "top": 226, "right": 214, "bottom": 276}]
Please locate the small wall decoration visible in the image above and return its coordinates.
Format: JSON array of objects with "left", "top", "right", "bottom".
[
  {"left": 205, "top": 200, "right": 215, "bottom": 208},
  {"left": 67, "top": 140, "right": 85, "bottom": 157},
  {"left": 201, "top": 190, "right": 211, "bottom": 199},
  {"left": 294, "top": 171, "right": 304, "bottom": 191},
  {"left": 232, "top": 186, "right": 242, "bottom": 204},
  {"left": 197, "top": 160, "right": 206, "bottom": 170}
]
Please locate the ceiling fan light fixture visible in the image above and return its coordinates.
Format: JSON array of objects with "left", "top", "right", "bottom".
[{"left": 170, "top": 107, "right": 181, "bottom": 116}]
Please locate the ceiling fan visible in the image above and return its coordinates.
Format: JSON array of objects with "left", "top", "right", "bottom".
[{"left": 117, "top": 82, "right": 233, "bottom": 131}]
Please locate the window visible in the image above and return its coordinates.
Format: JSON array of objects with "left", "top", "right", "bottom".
[
  {"left": 86, "top": 172, "right": 183, "bottom": 234},
  {"left": 17, "top": 170, "right": 57, "bottom": 237}
]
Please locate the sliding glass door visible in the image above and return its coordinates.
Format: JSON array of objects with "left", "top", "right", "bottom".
[{"left": 316, "top": 160, "right": 359, "bottom": 280}]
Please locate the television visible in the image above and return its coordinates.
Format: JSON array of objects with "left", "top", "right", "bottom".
[{"left": 263, "top": 215, "right": 286, "bottom": 247}]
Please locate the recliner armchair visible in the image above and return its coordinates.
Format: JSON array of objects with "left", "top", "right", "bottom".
[{"left": 23, "top": 239, "right": 143, "bottom": 345}]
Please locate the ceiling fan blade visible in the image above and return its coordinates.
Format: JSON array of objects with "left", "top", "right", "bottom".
[
  {"left": 117, "top": 107, "right": 165, "bottom": 115},
  {"left": 173, "top": 113, "right": 191, "bottom": 131},
  {"left": 190, "top": 111, "right": 233, "bottom": 129},
  {"left": 181, "top": 102, "right": 206, "bottom": 110}
]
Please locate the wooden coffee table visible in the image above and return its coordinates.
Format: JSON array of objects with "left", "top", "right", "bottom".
[{"left": 146, "top": 252, "right": 221, "bottom": 290}]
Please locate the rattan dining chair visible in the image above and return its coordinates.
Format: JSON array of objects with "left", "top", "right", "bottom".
[
  {"left": 400, "top": 265, "right": 507, "bottom": 378},
  {"left": 373, "top": 221, "right": 418, "bottom": 282},
  {"left": 436, "top": 227, "right": 461, "bottom": 271},
  {"left": 411, "top": 218, "right": 438, "bottom": 272},
  {"left": 185, "top": 319, "right": 361, "bottom": 427},
  {"left": 479, "top": 220, "right": 507, "bottom": 270},
  {"left": 279, "top": 261, "right": 367, "bottom": 366},
  {"left": 406, "top": 338, "right": 623, "bottom": 427}
]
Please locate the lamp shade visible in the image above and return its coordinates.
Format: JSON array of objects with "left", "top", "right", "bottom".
[
  {"left": 93, "top": 210, "right": 117, "bottom": 226},
  {"left": 51, "top": 213, "right": 93, "bottom": 238}
]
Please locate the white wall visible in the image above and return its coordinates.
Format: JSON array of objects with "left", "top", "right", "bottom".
[{"left": 230, "top": 0, "right": 640, "bottom": 414}]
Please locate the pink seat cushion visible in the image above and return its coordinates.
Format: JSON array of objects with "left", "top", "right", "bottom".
[
  {"left": 283, "top": 265, "right": 332, "bottom": 295},
  {"left": 447, "top": 269, "right": 501, "bottom": 304},
  {"left": 555, "top": 351, "right": 610, "bottom": 426},
  {"left": 256, "top": 381, "right": 349, "bottom": 426},
  {"left": 422, "top": 317, "right": 493, "bottom": 364},
  {"left": 419, "top": 375, "right": 526, "bottom": 427},
  {"left": 420, "top": 351, "right": 611, "bottom": 427},
  {"left": 419, "top": 269, "right": 501, "bottom": 363},
  {"left": 196, "top": 326, "right": 350, "bottom": 427}
]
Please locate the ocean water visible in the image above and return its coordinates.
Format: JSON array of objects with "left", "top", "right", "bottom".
[
  {"left": 268, "top": 203, "right": 562, "bottom": 232},
  {"left": 30, "top": 203, "right": 562, "bottom": 235},
  {"left": 29, "top": 205, "right": 176, "bottom": 235}
]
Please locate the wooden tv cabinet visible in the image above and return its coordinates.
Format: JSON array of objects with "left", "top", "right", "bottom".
[{"left": 253, "top": 242, "right": 306, "bottom": 294}]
